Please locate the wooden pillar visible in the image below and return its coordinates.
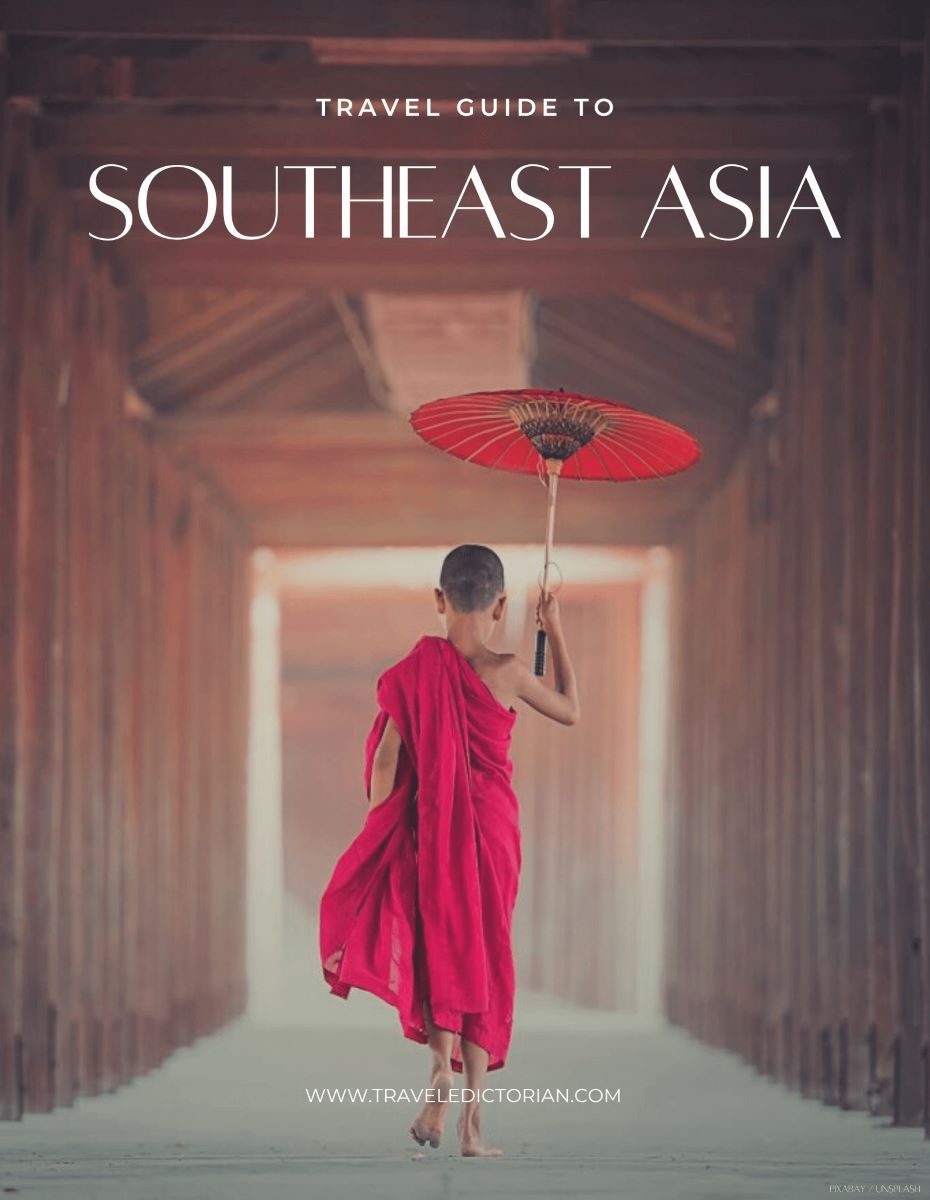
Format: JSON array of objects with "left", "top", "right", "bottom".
[
  {"left": 0, "top": 108, "right": 33, "bottom": 1122},
  {"left": 247, "top": 554, "right": 285, "bottom": 1020},
  {"left": 0, "top": 111, "right": 252, "bottom": 1121},
  {"left": 664, "top": 38, "right": 930, "bottom": 1140},
  {"left": 864, "top": 106, "right": 898, "bottom": 1116},
  {"left": 509, "top": 576, "right": 643, "bottom": 1010},
  {"left": 14, "top": 120, "right": 62, "bottom": 1117},
  {"left": 913, "top": 11, "right": 930, "bottom": 1143},
  {"left": 636, "top": 550, "right": 670, "bottom": 1021},
  {"left": 891, "top": 30, "right": 930, "bottom": 1134}
]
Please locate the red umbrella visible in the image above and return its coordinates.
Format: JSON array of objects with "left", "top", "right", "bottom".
[{"left": 409, "top": 387, "right": 701, "bottom": 673}]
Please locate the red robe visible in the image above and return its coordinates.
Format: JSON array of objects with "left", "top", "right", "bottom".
[{"left": 319, "top": 634, "right": 521, "bottom": 1071}]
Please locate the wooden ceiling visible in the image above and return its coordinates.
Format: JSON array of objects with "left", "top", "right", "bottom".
[{"left": 5, "top": 1, "right": 921, "bottom": 546}]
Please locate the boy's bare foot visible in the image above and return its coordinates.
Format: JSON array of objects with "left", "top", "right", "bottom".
[
  {"left": 409, "top": 1068, "right": 453, "bottom": 1149},
  {"left": 457, "top": 1103, "right": 503, "bottom": 1157}
]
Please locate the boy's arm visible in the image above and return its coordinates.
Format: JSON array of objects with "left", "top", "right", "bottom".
[
  {"left": 369, "top": 717, "right": 403, "bottom": 806},
  {"left": 513, "top": 596, "right": 580, "bottom": 726}
]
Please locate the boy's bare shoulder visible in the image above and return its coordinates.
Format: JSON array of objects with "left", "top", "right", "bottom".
[{"left": 488, "top": 650, "right": 530, "bottom": 680}]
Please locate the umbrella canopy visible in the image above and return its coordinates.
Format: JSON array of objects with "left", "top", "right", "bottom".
[{"left": 409, "top": 387, "right": 701, "bottom": 482}]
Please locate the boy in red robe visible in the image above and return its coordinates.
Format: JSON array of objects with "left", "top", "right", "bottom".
[{"left": 319, "top": 545, "right": 579, "bottom": 1156}]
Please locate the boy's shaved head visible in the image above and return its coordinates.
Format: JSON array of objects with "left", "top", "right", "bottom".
[{"left": 439, "top": 545, "right": 505, "bottom": 613}]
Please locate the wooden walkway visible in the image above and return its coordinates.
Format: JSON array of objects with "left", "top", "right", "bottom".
[{"left": 2, "top": 1005, "right": 925, "bottom": 1200}]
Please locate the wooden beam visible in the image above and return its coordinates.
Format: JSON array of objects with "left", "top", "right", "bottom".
[
  {"left": 39, "top": 109, "right": 864, "bottom": 159},
  {"left": 330, "top": 293, "right": 390, "bottom": 409},
  {"left": 630, "top": 290, "right": 740, "bottom": 350},
  {"left": 109, "top": 240, "right": 789, "bottom": 292},
  {"left": 135, "top": 291, "right": 281, "bottom": 365},
  {"left": 154, "top": 410, "right": 413, "bottom": 446},
  {"left": 172, "top": 443, "right": 703, "bottom": 548},
  {"left": 3, "top": 1, "right": 924, "bottom": 46},
  {"left": 134, "top": 292, "right": 317, "bottom": 388},
  {"left": 136, "top": 298, "right": 346, "bottom": 406},
  {"left": 9, "top": 50, "right": 903, "bottom": 105},
  {"left": 248, "top": 509, "right": 677, "bottom": 548},
  {"left": 532, "top": 329, "right": 740, "bottom": 444},
  {"left": 540, "top": 296, "right": 767, "bottom": 412},
  {"left": 152, "top": 404, "right": 729, "bottom": 453},
  {"left": 173, "top": 324, "right": 359, "bottom": 413},
  {"left": 155, "top": 357, "right": 739, "bottom": 533}
]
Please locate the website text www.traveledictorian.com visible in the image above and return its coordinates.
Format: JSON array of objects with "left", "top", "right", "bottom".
[{"left": 305, "top": 1086, "right": 621, "bottom": 1104}]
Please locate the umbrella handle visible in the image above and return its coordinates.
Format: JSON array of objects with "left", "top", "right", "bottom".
[
  {"left": 533, "top": 628, "right": 548, "bottom": 676},
  {"left": 533, "top": 461, "right": 561, "bottom": 677}
]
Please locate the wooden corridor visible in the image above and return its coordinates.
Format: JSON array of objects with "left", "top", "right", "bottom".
[{"left": 1, "top": 0, "right": 929, "bottom": 1146}]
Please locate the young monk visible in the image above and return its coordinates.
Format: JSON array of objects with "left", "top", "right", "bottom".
[{"left": 319, "top": 544, "right": 579, "bottom": 1157}]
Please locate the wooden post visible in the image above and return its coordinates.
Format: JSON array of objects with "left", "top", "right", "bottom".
[
  {"left": 912, "top": 9, "right": 930, "bottom": 1143},
  {"left": 663, "top": 48, "right": 930, "bottom": 1134},
  {"left": 0, "top": 109, "right": 32, "bottom": 1122}
]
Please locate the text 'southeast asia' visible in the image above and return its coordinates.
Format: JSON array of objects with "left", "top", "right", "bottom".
[{"left": 88, "top": 162, "right": 841, "bottom": 242}]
